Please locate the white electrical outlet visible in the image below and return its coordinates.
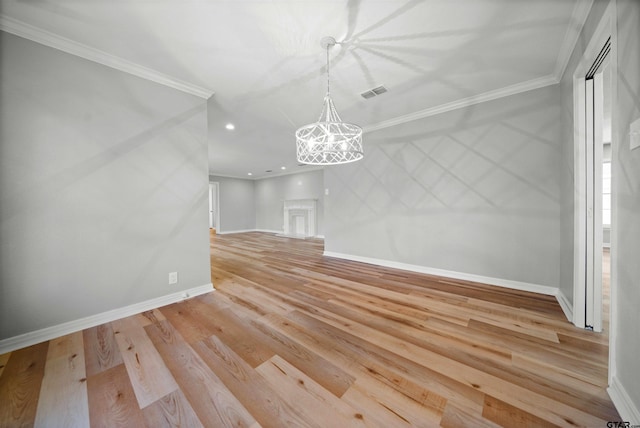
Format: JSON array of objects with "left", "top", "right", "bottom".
[{"left": 168, "top": 272, "right": 178, "bottom": 284}]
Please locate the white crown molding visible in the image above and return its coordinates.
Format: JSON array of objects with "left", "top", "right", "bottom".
[
  {"left": 0, "top": 283, "right": 214, "bottom": 354},
  {"left": 209, "top": 173, "right": 257, "bottom": 181},
  {"left": 553, "top": 0, "right": 595, "bottom": 81},
  {"left": 361, "top": 0, "right": 595, "bottom": 134},
  {"left": 363, "top": 74, "right": 559, "bottom": 133},
  {"left": 323, "top": 251, "right": 558, "bottom": 296},
  {"left": 608, "top": 376, "right": 640, "bottom": 424},
  {"left": 210, "top": 166, "right": 325, "bottom": 181},
  {"left": 255, "top": 166, "right": 325, "bottom": 180},
  {"left": 0, "top": 15, "right": 214, "bottom": 99}
]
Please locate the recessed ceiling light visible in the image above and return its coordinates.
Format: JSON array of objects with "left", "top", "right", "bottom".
[
  {"left": 247, "top": 172, "right": 252, "bottom": 176},
  {"left": 281, "top": 166, "right": 286, "bottom": 170},
  {"left": 225, "top": 123, "right": 235, "bottom": 130}
]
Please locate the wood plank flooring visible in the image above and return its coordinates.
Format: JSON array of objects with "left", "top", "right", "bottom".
[{"left": 0, "top": 231, "right": 620, "bottom": 427}]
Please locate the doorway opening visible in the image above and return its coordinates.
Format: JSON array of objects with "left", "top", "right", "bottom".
[
  {"left": 209, "top": 182, "right": 220, "bottom": 233},
  {"left": 574, "top": 39, "right": 610, "bottom": 333},
  {"left": 572, "top": 2, "right": 615, "bottom": 336},
  {"left": 600, "top": 56, "right": 613, "bottom": 335}
]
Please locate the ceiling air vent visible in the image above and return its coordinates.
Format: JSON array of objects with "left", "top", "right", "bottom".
[{"left": 361, "top": 85, "right": 387, "bottom": 99}]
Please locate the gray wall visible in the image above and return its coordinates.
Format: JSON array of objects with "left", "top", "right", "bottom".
[
  {"left": 325, "top": 85, "right": 562, "bottom": 288},
  {"left": 0, "top": 33, "right": 211, "bottom": 340},
  {"left": 208, "top": 175, "right": 255, "bottom": 233},
  {"left": 613, "top": 0, "right": 640, "bottom": 413},
  {"left": 255, "top": 170, "right": 325, "bottom": 235}
]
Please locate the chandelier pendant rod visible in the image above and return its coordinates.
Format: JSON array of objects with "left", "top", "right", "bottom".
[{"left": 326, "top": 42, "right": 331, "bottom": 97}]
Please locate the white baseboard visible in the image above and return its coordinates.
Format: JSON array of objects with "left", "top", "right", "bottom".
[
  {"left": 217, "top": 229, "right": 258, "bottom": 235},
  {"left": 254, "top": 229, "right": 283, "bottom": 234},
  {"left": 608, "top": 376, "right": 640, "bottom": 424},
  {"left": 323, "top": 251, "right": 558, "bottom": 296},
  {"left": 218, "top": 229, "right": 282, "bottom": 235},
  {"left": 0, "top": 283, "right": 214, "bottom": 354},
  {"left": 217, "top": 229, "right": 323, "bottom": 238},
  {"left": 555, "top": 288, "right": 574, "bottom": 323}
]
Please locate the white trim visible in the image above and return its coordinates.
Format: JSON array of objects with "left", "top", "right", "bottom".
[
  {"left": 209, "top": 173, "right": 256, "bottom": 181},
  {"left": 209, "top": 167, "right": 325, "bottom": 181},
  {"left": 572, "top": 1, "right": 615, "bottom": 330},
  {"left": 363, "top": 75, "right": 558, "bottom": 133},
  {"left": 361, "top": 0, "right": 593, "bottom": 134},
  {"left": 217, "top": 229, "right": 260, "bottom": 235},
  {"left": 555, "top": 289, "right": 574, "bottom": 323},
  {"left": 0, "top": 283, "right": 214, "bottom": 354},
  {"left": 209, "top": 181, "right": 220, "bottom": 231},
  {"left": 254, "top": 229, "right": 284, "bottom": 234},
  {"left": 323, "top": 251, "right": 558, "bottom": 296},
  {"left": 606, "top": 0, "right": 618, "bottom": 388},
  {"left": 255, "top": 167, "right": 325, "bottom": 180},
  {"left": 217, "top": 229, "right": 282, "bottom": 235},
  {"left": 567, "top": 0, "right": 619, "bottom": 388},
  {"left": 553, "top": 0, "right": 595, "bottom": 81},
  {"left": 608, "top": 376, "right": 640, "bottom": 424},
  {"left": 593, "top": 72, "right": 605, "bottom": 332},
  {"left": 0, "top": 2, "right": 594, "bottom": 127},
  {"left": 573, "top": 73, "right": 587, "bottom": 329},
  {"left": 218, "top": 229, "right": 323, "bottom": 238},
  {"left": 0, "top": 15, "right": 214, "bottom": 99}
]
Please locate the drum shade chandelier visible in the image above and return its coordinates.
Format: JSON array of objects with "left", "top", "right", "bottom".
[{"left": 296, "top": 36, "right": 363, "bottom": 165}]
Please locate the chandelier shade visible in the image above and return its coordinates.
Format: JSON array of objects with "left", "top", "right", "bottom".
[{"left": 296, "top": 37, "right": 363, "bottom": 165}]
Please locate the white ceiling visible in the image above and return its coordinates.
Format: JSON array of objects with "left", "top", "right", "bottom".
[{"left": 1, "top": 0, "right": 591, "bottom": 179}]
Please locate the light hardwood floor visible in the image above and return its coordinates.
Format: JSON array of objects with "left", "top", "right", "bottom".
[{"left": 0, "top": 232, "right": 620, "bottom": 427}]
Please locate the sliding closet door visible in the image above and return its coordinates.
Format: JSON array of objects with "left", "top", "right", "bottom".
[{"left": 584, "top": 72, "right": 604, "bottom": 331}]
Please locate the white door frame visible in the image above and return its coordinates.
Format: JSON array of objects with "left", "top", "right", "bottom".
[
  {"left": 209, "top": 181, "right": 220, "bottom": 230},
  {"left": 572, "top": 1, "right": 616, "bottom": 332},
  {"left": 572, "top": 0, "right": 617, "bottom": 381},
  {"left": 585, "top": 73, "right": 605, "bottom": 331}
]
